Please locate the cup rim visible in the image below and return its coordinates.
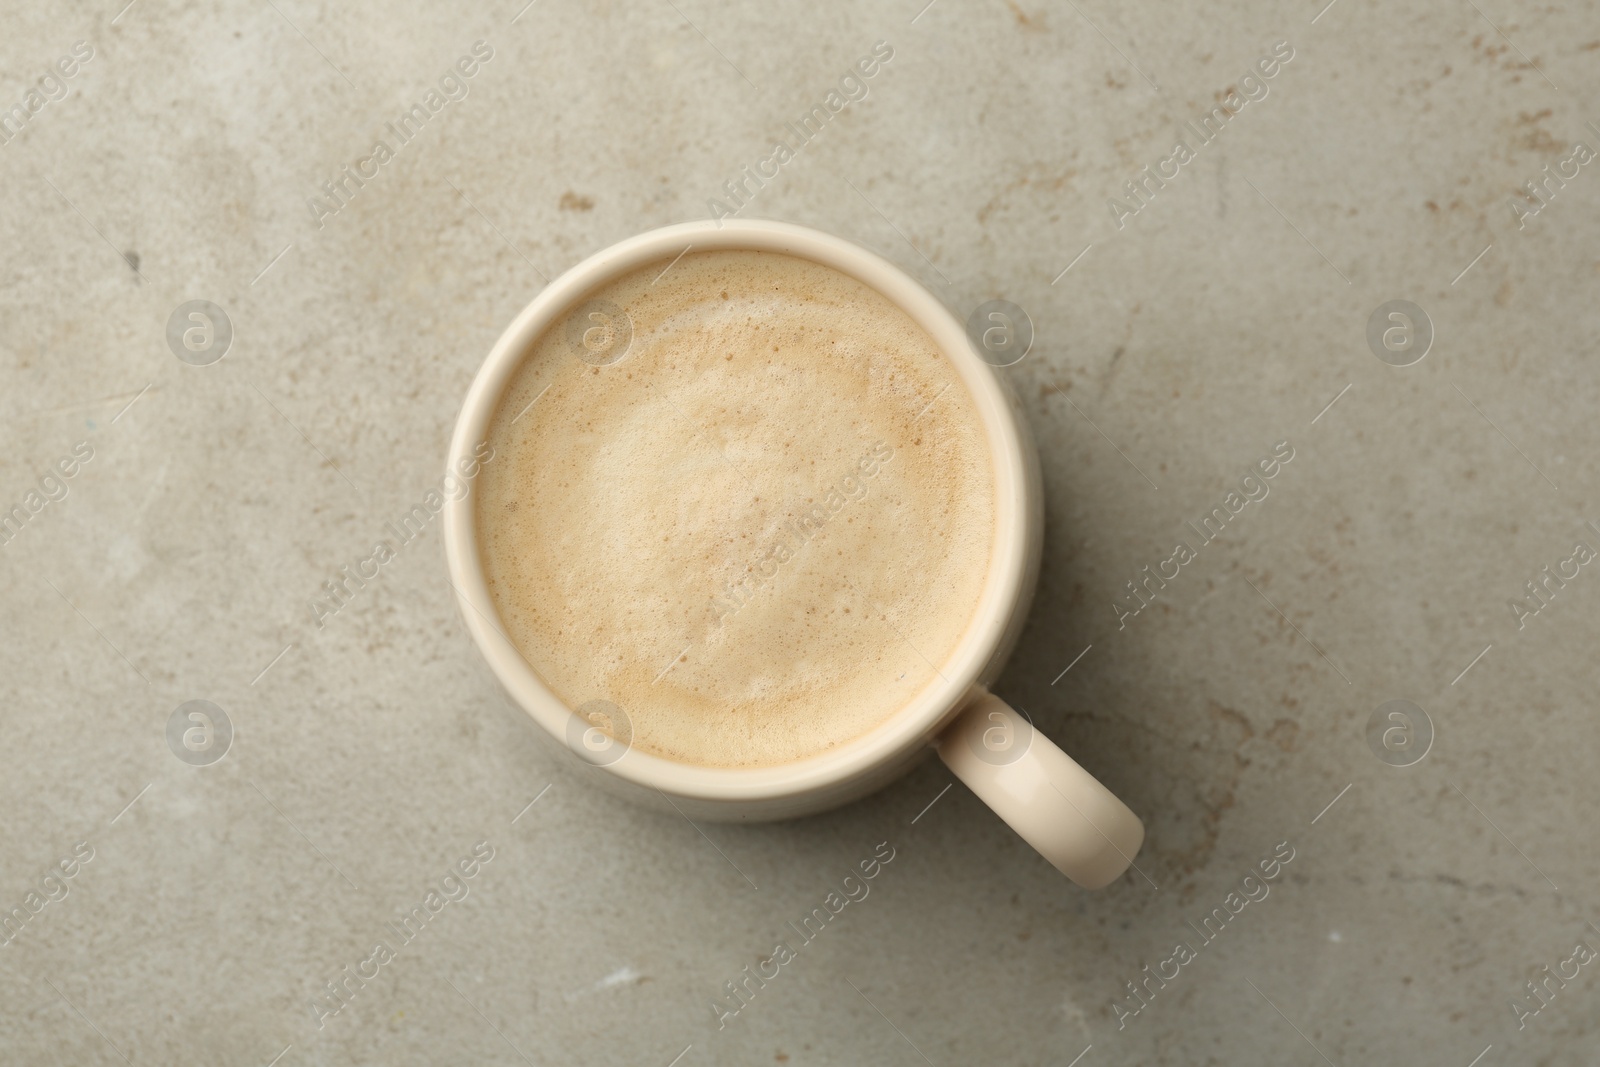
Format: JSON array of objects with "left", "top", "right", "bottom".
[{"left": 442, "top": 219, "right": 1029, "bottom": 802}]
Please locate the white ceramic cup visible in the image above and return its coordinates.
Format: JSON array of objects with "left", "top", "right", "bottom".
[{"left": 443, "top": 219, "right": 1144, "bottom": 889}]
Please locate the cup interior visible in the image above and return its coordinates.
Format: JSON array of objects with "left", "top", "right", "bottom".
[{"left": 443, "top": 219, "right": 1031, "bottom": 802}]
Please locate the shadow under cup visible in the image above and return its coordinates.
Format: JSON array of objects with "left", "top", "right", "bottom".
[{"left": 443, "top": 219, "right": 1042, "bottom": 823}]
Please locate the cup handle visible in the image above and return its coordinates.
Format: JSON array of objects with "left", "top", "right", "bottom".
[{"left": 936, "top": 690, "right": 1145, "bottom": 889}]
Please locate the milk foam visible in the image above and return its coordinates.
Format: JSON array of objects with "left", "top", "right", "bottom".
[{"left": 477, "top": 250, "right": 995, "bottom": 767}]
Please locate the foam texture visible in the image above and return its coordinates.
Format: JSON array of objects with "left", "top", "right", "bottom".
[{"left": 477, "top": 250, "right": 996, "bottom": 767}]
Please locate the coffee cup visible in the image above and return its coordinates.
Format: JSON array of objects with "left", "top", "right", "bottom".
[{"left": 443, "top": 219, "right": 1143, "bottom": 889}]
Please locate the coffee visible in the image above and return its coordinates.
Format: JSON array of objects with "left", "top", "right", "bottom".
[{"left": 476, "top": 249, "right": 995, "bottom": 767}]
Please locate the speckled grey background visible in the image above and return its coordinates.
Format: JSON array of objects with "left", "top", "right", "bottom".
[{"left": 2, "top": 0, "right": 1598, "bottom": 1064}]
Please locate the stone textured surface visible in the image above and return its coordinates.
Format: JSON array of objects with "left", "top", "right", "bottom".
[{"left": 2, "top": 0, "right": 1598, "bottom": 1064}]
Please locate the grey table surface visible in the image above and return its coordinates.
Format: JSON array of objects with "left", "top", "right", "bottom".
[{"left": 3, "top": 0, "right": 1599, "bottom": 1064}]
